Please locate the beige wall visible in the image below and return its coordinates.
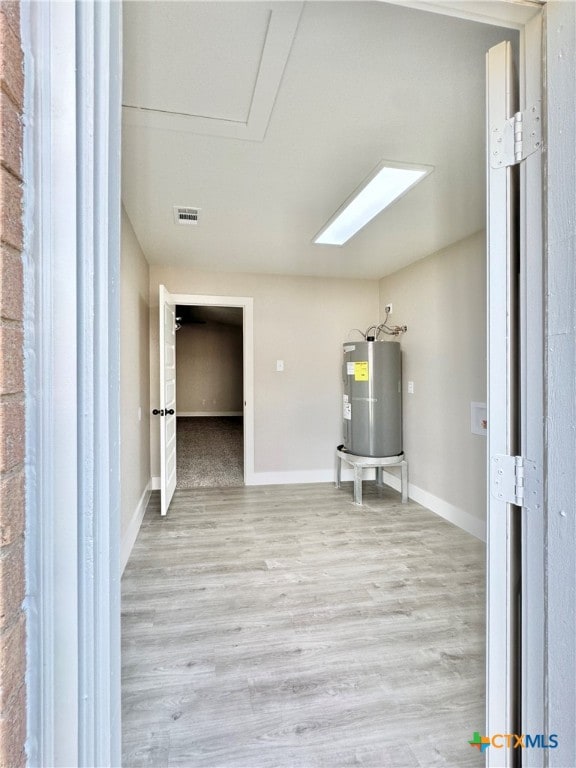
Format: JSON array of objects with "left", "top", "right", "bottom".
[
  {"left": 121, "top": 208, "right": 151, "bottom": 542},
  {"left": 176, "top": 322, "right": 243, "bottom": 414},
  {"left": 379, "top": 230, "right": 487, "bottom": 527},
  {"left": 149, "top": 235, "right": 486, "bottom": 527},
  {"left": 150, "top": 268, "right": 379, "bottom": 478}
]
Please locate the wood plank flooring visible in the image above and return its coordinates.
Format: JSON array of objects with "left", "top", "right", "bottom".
[{"left": 122, "top": 482, "right": 485, "bottom": 768}]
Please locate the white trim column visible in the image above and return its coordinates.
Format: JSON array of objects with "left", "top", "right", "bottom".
[
  {"left": 486, "top": 41, "right": 518, "bottom": 767},
  {"left": 22, "top": 1, "right": 122, "bottom": 765},
  {"left": 544, "top": 2, "right": 576, "bottom": 765},
  {"left": 76, "top": 2, "right": 122, "bottom": 765},
  {"left": 519, "top": 10, "right": 545, "bottom": 761},
  {"left": 23, "top": 3, "right": 79, "bottom": 764}
]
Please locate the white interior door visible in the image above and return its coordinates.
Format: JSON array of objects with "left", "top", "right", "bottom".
[
  {"left": 486, "top": 40, "right": 519, "bottom": 768},
  {"left": 159, "top": 284, "right": 177, "bottom": 515}
]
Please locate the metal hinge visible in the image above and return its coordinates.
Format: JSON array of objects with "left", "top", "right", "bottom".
[
  {"left": 490, "top": 102, "right": 542, "bottom": 168},
  {"left": 491, "top": 455, "right": 542, "bottom": 511}
]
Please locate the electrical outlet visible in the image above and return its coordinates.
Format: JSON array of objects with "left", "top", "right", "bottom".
[
  {"left": 385, "top": 303, "right": 393, "bottom": 314},
  {"left": 471, "top": 402, "right": 487, "bottom": 435},
  {"left": 407, "top": 381, "right": 414, "bottom": 394},
  {"left": 276, "top": 360, "right": 284, "bottom": 371}
]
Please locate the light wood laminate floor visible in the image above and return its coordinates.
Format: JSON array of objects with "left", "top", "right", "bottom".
[{"left": 122, "top": 483, "right": 485, "bottom": 768}]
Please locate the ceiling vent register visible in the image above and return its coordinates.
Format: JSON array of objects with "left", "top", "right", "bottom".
[{"left": 173, "top": 206, "right": 200, "bottom": 226}]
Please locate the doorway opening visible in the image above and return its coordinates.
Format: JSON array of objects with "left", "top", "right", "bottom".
[
  {"left": 23, "top": 0, "right": 547, "bottom": 764},
  {"left": 158, "top": 290, "right": 256, "bottom": 500},
  {"left": 120, "top": 3, "right": 536, "bottom": 764},
  {"left": 175, "top": 304, "right": 244, "bottom": 488}
]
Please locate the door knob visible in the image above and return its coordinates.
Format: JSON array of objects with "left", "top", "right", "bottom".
[
  {"left": 165, "top": 409, "right": 175, "bottom": 415},
  {"left": 152, "top": 409, "right": 164, "bottom": 416}
]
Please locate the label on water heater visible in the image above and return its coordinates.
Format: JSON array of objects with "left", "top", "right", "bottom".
[
  {"left": 346, "top": 362, "right": 355, "bottom": 375},
  {"left": 343, "top": 345, "right": 356, "bottom": 353},
  {"left": 343, "top": 395, "right": 352, "bottom": 420},
  {"left": 354, "top": 361, "right": 369, "bottom": 381}
]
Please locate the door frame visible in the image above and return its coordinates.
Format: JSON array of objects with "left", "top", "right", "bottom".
[
  {"left": 486, "top": 42, "right": 519, "bottom": 765},
  {"left": 22, "top": 1, "right": 122, "bottom": 766},
  {"left": 517, "top": 9, "right": 545, "bottom": 763},
  {"left": 396, "top": 2, "right": 546, "bottom": 758},
  {"left": 168, "top": 293, "right": 256, "bottom": 485},
  {"left": 23, "top": 1, "right": 549, "bottom": 765}
]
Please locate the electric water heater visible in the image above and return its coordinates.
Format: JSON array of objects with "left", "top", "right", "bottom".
[{"left": 342, "top": 340, "right": 402, "bottom": 457}]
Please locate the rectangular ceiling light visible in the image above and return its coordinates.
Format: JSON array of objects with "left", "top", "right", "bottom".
[{"left": 313, "top": 160, "right": 433, "bottom": 246}]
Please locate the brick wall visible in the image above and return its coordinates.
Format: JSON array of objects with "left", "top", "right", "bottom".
[{"left": 0, "top": 1, "right": 26, "bottom": 766}]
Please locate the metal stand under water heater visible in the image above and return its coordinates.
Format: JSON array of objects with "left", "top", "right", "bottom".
[{"left": 342, "top": 340, "right": 402, "bottom": 458}]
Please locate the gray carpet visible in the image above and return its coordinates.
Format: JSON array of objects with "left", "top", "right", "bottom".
[{"left": 176, "top": 416, "right": 244, "bottom": 488}]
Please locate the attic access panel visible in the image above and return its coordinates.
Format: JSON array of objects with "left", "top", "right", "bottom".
[{"left": 122, "top": 2, "right": 303, "bottom": 141}]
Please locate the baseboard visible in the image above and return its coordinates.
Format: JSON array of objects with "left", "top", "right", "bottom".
[
  {"left": 148, "top": 469, "right": 374, "bottom": 486},
  {"left": 381, "top": 470, "right": 486, "bottom": 542},
  {"left": 247, "top": 467, "right": 376, "bottom": 485},
  {"left": 249, "top": 468, "right": 484, "bottom": 541},
  {"left": 151, "top": 468, "right": 484, "bottom": 541},
  {"left": 153, "top": 468, "right": 374, "bottom": 487},
  {"left": 177, "top": 411, "right": 243, "bottom": 417},
  {"left": 121, "top": 481, "right": 152, "bottom": 574}
]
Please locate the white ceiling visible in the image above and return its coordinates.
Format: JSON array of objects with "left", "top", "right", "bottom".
[{"left": 122, "top": 1, "right": 516, "bottom": 280}]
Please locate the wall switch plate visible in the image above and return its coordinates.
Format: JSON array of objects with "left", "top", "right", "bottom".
[
  {"left": 276, "top": 360, "right": 284, "bottom": 371},
  {"left": 407, "top": 381, "right": 414, "bottom": 394}
]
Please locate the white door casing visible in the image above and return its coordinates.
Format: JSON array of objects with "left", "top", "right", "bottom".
[
  {"left": 23, "top": 1, "right": 122, "bottom": 764},
  {"left": 159, "top": 285, "right": 177, "bottom": 515},
  {"left": 486, "top": 15, "right": 545, "bottom": 765},
  {"left": 168, "top": 292, "right": 255, "bottom": 485},
  {"left": 486, "top": 39, "right": 519, "bottom": 768},
  {"left": 518, "top": 11, "right": 545, "bottom": 763}
]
